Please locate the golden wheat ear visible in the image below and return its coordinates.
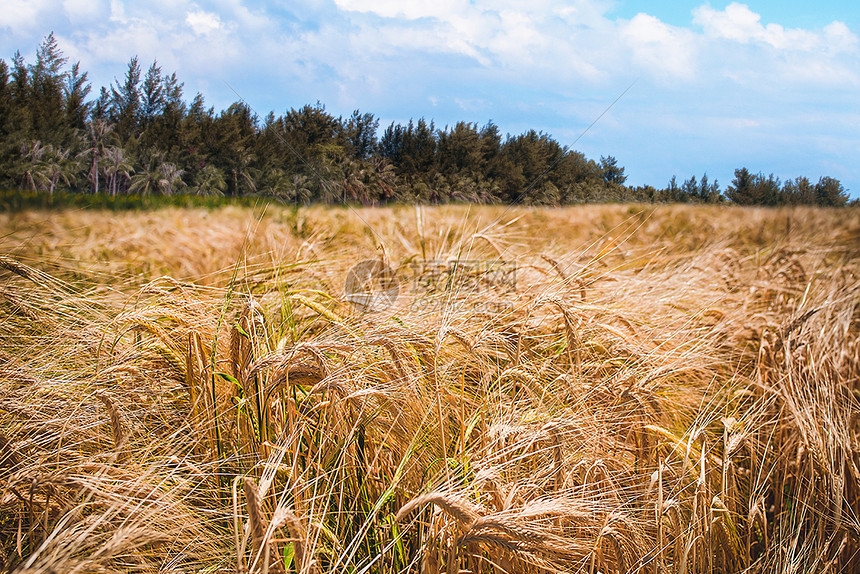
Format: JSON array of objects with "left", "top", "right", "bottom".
[
  {"left": 396, "top": 491, "right": 482, "bottom": 528},
  {"left": 94, "top": 390, "right": 128, "bottom": 463},
  {"left": 3, "top": 205, "right": 859, "bottom": 573}
]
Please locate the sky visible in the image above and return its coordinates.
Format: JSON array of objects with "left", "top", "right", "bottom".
[{"left": 1, "top": 0, "right": 858, "bottom": 198}]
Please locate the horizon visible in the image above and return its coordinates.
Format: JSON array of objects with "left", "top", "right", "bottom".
[{"left": 2, "top": 0, "right": 857, "bottom": 198}]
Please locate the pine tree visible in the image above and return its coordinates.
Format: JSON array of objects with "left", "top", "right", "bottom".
[
  {"left": 726, "top": 168, "right": 755, "bottom": 204},
  {"left": 139, "top": 61, "right": 164, "bottom": 128},
  {"left": 682, "top": 175, "right": 699, "bottom": 200},
  {"left": 345, "top": 110, "right": 378, "bottom": 160},
  {"left": 0, "top": 59, "right": 16, "bottom": 186},
  {"left": 92, "top": 87, "right": 110, "bottom": 121},
  {"left": 600, "top": 155, "right": 627, "bottom": 185},
  {"left": 29, "top": 33, "right": 68, "bottom": 145},
  {"left": 64, "top": 62, "right": 92, "bottom": 133},
  {"left": 7, "top": 52, "right": 31, "bottom": 143},
  {"left": 210, "top": 102, "right": 258, "bottom": 195},
  {"left": 698, "top": 173, "right": 721, "bottom": 203},
  {"left": 111, "top": 57, "right": 142, "bottom": 143},
  {"left": 815, "top": 177, "right": 848, "bottom": 207},
  {"left": 782, "top": 176, "right": 815, "bottom": 205},
  {"left": 437, "top": 122, "right": 481, "bottom": 180}
]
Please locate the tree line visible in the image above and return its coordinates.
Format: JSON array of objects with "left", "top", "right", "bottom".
[{"left": 0, "top": 35, "right": 852, "bottom": 206}]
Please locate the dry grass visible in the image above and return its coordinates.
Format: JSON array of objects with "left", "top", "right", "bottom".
[{"left": 0, "top": 203, "right": 858, "bottom": 573}]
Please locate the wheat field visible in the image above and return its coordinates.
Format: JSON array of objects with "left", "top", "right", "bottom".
[{"left": 0, "top": 203, "right": 858, "bottom": 573}]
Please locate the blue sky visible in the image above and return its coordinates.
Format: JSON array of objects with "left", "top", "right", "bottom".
[{"left": 2, "top": 1, "right": 858, "bottom": 197}]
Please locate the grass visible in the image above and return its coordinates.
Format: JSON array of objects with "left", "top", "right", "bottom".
[
  {"left": 0, "top": 189, "right": 277, "bottom": 212},
  {"left": 0, "top": 203, "right": 858, "bottom": 573}
]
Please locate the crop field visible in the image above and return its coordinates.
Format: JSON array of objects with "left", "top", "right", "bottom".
[{"left": 0, "top": 203, "right": 858, "bottom": 573}]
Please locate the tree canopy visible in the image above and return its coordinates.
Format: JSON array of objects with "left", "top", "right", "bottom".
[{"left": 0, "top": 35, "right": 851, "bottom": 207}]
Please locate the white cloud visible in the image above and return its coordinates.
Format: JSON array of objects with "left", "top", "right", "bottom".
[
  {"left": 693, "top": 3, "right": 762, "bottom": 43},
  {"left": 35, "top": 1, "right": 246, "bottom": 101},
  {"left": 108, "top": 0, "right": 126, "bottom": 22},
  {"left": 0, "top": 0, "right": 54, "bottom": 30},
  {"left": 622, "top": 13, "right": 697, "bottom": 79},
  {"left": 454, "top": 96, "right": 487, "bottom": 112},
  {"left": 4, "top": 0, "right": 856, "bottom": 99},
  {"left": 331, "top": 0, "right": 621, "bottom": 85},
  {"left": 186, "top": 10, "right": 222, "bottom": 36},
  {"left": 687, "top": 2, "right": 859, "bottom": 89},
  {"left": 692, "top": 2, "right": 853, "bottom": 52},
  {"left": 334, "top": 0, "right": 463, "bottom": 21},
  {"left": 823, "top": 21, "right": 859, "bottom": 53},
  {"left": 62, "top": 0, "right": 106, "bottom": 24}
]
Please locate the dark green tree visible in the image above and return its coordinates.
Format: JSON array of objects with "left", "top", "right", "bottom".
[
  {"left": 282, "top": 102, "right": 343, "bottom": 163},
  {"left": 726, "top": 168, "right": 755, "bottom": 204},
  {"left": 0, "top": 59, "right": 17, "bottom": 186},
  {"left": 477, "top": 122, "right": 503, "bottom": 180},
  {"left": 782, "top": 176, "right": 815, "bottom": 205},
  {"left": 379, "top": 118, "right": 436, "bottom": 185},
  {"left": 549, "top": 150, "right": 601, "bottom": 203},
  {"left": 659, "top": 175, "right": 680, "bottom": 203},
  {"left": 139, "top": 61, "right": 164, "bottom": 128},
  {"left": 437, "top": 122, "right": 485, "bottom": 184},
  {"left": 29, "top": 33, "right": 69, "bottom": 145},
  {"left": 178, "top": 92, "right": 211, "bottom": 179},
  {"left": 698, "top": 173, "right": 721, "bottom": 203},
  {"left": 815, "top": 176, "right": 848, "bottom": 207},
  {"left": 92, "top": 86, "right": 110, "bottom": 121},
  {"left": 682, "top": 175, "right": 699, "bottom": 199},
  {"left": 497, "top": 130, "right": 565, "bottom": 204},
  {"left": 63, "top": 62, "right": 91, "bottom": 134},
  {"left": 727, "top": 169, "right": 782, "bottom": 205},
  {"left": 209, "top": 102, "right": 259, "bottom": 195},
  {"left": 5, "top": 35, "right": 853, "bottom": 206},
  {"left": 600, "top": 155, "right": 627, "bottom": 185},
  {"left": 110, "top": 57, "right": 141, "bottom": 143},
  {"left": 344, "top": 110, "right": 378, "bottom": 160}
]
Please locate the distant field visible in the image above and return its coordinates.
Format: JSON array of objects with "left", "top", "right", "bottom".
[{"left": 1, "top": 204, "right": 858, "bottom": 573}]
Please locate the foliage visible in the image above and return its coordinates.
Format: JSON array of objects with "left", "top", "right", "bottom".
[
  {"left": 0, "top": 187, "right": 266, "bottom": 211},
  {"left": 0, "top": 35, "right": 851, "bottom": 207}
]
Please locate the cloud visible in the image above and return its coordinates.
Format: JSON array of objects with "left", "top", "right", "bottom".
[
  {"left": 0, "top": 0, "right": 857, "bottom": 196},
  {"left": 694, "top": 3, "right": 769, "bottom": 43},
  {"left": 108, "top": 0, "right": 126, "bottom": 22},
  {"left": 186, "top": 10, "right": 222, "bottom": 36},
  {"left": 3, "top": 0, "right": 857, "bottom": 100},
  {"left": 334, "top": 0, "right": 464, "bottom": 21},
  {"left": 62, "top": 0, "right": 106, "bottom": 25},
  {"left": 686, "top": 2, "right": 860, "bottom": 89},
  {"left": 622, "top": 13, "right": 697, "bottom": 79},
  {"left": 823, "top": 21, "right": 859, "bottom": 53},
  {"left": 692, "top": 2, "right": 854, "bottom": 52},
  {"left": 0, "top": 0, "right": 54, "bottom": 31},
  {"left": 329, "top": 0, "right": 622, "bottom": 88}
]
